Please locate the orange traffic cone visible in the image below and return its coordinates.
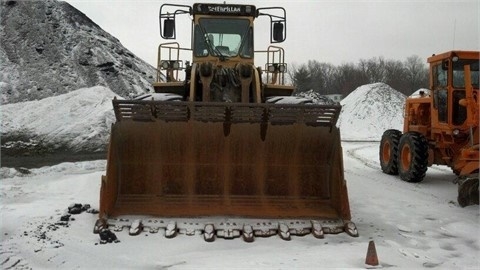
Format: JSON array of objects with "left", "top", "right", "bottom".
[{"left": 365, "top": 240, "right": 379, "bottom": 267}]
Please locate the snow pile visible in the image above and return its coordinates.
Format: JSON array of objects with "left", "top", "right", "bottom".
[
  {"left": 1, "top": 86, "right": 118, "bottom": 152},
  {"left": 0, "top": 160, "right": 106, "bottom": 179},
  {"left": 337, "top": 83, "right": 406, "bottom": 141},
  {"left": 410, "top": 88, "right": 430, "bottom": 97},
  {"left": 0, "top": 0, "right": 156, "bottom": 104},
  {"left": 294, "top": 89, "right": 337, "bottom": 105}
]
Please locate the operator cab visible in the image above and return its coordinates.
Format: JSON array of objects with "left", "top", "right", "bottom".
[
  {"left": 430, "top": 51, "right": 479, "bottom": 126},
  {"left": 160, "top": 3, "right": 285, "bottom": 63},
  {"left": 155, "top": 3, "right": 290, "bottom": 101},
  {"left": 193, "top": 18, "right": 253, "bottom": 59}
]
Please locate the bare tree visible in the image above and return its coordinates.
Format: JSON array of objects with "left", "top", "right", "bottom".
[
  {"left": 288, "top": 55, "right": 429, "bottom": 97},
  {"left": 385, "top": 59, "right": 408, "bottom": 94},
  {"left": 404, "top": 55, "right": 429, "bottom": 94},
  {"left": 333, "top": 63, "right": 368, "bottom": 96},
  {"left": 358, "top": 57, "right": 388, "bottom": 83}
]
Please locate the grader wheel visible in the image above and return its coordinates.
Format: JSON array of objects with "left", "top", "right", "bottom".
[
  {"left": 379, "top": 129, "right": 402, "bottom": 175},
  {"left": 398, "top": 132, "right": 428, "bottom": 183},
  {"left": 457, "top": 174, "right": 479, "bottom": 207}
]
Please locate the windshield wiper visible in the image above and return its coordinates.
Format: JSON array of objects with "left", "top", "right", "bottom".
[{"left": 198, "top": 24, "right": 228, "bottom": 61}]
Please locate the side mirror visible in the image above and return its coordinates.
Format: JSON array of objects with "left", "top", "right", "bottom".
[
  {"left": 163, "top": 19, "right": 175, "bottom": 38},
  {"left": 273, "top": 22, "right": 284, "bottom": 42},
  {"left": 257, "top": 7, "right": 287, "bottom": 43}
]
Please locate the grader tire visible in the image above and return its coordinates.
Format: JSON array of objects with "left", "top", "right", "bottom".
[
  {"left": 458, "top": 176, "right": 479, "bottom": 207},
  {"left": 379, "top": 129, "right": 402, "bottom": 175},
  {"left": 398, "top": 132, "right": 428, "bottom": 183}
]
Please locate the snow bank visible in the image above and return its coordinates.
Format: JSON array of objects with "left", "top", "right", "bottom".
[
  {"left": 410, "top": 88, "right": 430, "bottom": 97},
  {"left": 1, "top": 86, "right": 119, "bottom": 151},
  {"left": 0, "top": 160, "right": 106, "bottom": 179},
  {"left": 294, "top": 89, "right": 337, "bottom": 105},
  {"left": 338, "top": 83, "right": 406, "bottom": 141}
]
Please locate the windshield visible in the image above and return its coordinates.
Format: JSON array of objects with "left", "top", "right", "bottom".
[
  {"left": 194, "top": 18, "right": 252, "bottom": 58},
  {"left": 452, "top": 59, "right": 479, "bottom": 88}
]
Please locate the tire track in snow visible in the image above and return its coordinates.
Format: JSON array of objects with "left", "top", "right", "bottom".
[
  {"left": 0, "top": 244, "right": 29, "bottom": 270},
  {"left": 345, "top": 143, "right": 380, "bottom": 170},
  {"left": 345, "top": 142, "right": 456, "bottom": 183},
  {"left": 343, "top": 142, "right": 455, "bottom": 203}
]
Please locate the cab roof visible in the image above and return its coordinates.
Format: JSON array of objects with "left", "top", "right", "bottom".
[
  {"left": 192, "top": 3, "right": 256, "bottom": 17},
  {"left": 428, "top": 51, "right": 480, "bottom": 63}
]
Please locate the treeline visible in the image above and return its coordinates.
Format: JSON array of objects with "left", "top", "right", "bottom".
[{"left": 287, "top": 55, "right": 429, "bottom": 97}]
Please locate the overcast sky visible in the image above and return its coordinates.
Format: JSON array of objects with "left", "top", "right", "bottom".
[{"left": 64, "top": 0, "right": 479, "bottom": 68}]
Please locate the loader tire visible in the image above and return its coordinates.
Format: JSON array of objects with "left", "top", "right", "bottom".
[
  {"left": 397, "top": 132, "right": 428, "bottom": 183},
  {"left": 379, "top": 129, "right": 402, "bottom": 175}
]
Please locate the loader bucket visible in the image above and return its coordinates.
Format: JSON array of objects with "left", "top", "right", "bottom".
[{"left": 99, "top": 100, "right": 353, "bottom": 238}]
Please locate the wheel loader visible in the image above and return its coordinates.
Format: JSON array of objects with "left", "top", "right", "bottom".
[
  {"left": 95, "top": 3, "right": 357, "bottom": 242},
  {"left": 380, "top": 51, "right": 479, "bottom": 207}
]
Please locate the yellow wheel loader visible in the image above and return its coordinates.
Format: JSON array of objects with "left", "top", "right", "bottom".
[{"left": 95, "top": 3, "right": 357, "bottom": 241}]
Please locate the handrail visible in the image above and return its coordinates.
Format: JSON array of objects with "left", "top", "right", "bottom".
[
  {"left": 255, "top": 45, "right": 287, "bottom": 85},
  {"left": 157, "top": 42, "right": 192, "bottom": 82}
]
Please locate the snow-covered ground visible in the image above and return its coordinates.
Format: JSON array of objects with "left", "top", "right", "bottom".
[
  {"left": 1, "top": 83, "right": 478, "bottom": 269},
  {"left": 1, "top": 142, "right": 478, "bottom": 269},
  {"left": 1, "top": 86, "right": 118, "bottom": 153}
]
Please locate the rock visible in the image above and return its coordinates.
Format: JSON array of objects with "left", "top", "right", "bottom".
[
  {"left": 99, "top": 229, "right": 119, "bottom": 244},
  {"left": 87, "top": 208, "right": 99, "bottom": 214},
  {"left": 68, "top": 203, "right": 83, "bottom": 214},
  {"left": 60, "top": 214, "right": 71, "bottom": 221},
  {"left": 81, "top": 204, "right": 91, "bottom": 211}
]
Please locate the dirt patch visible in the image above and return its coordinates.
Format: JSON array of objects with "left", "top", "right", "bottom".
[
  {"left": 1, "top": 151, "right": 107, "bottom": 168},
  {"left": 1, "top": 133, "right": 107, "bottom": 168}
]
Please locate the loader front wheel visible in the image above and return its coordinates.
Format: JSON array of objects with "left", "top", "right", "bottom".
[
  {"left": 398, "top": 132, "right": 428, "bottom": 183},
  {"left": 379, "top": 129, "right": 402, "bottom": 175}
]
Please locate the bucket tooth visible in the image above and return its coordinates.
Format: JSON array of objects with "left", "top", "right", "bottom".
[
  {"left": 93, "top": 218, "right": 107, "bottom": 234},
  {"left": 242, "top": 224, "right": 254, "bottom": 242},
  {"left": 345, "top": 221, "right": 359, "bottom": 237},
  {"left": 311, "top": 221, "right": 324, "bottom": 239},
  {"left": 165, "top": 221, "right": 177, "bottom": 239},
  {"left": 99, "top": 228, "right": 119, "bottom": 244},
  {"left": 278, "top": 223, "right": 291, "bottom": 241},
  {"left": 204, "top": 224, "right": 215, "bottom": 242},
  {"left": 129, "top": 219, "right": 143, "bottom": 236}
]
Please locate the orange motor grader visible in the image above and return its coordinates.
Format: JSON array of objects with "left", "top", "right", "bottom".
[
  {"left": 380, "top": 51, "right": 479, "bottom": 207},
  {"left": 95, "top": 3, "right": 357, "bottom": 242}
]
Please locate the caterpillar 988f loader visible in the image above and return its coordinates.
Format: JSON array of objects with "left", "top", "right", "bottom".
[
  {"left": 380, "top": 51, "right": 479, "bottom": 207},
  {"left": 95, "top": 3, "right": 357, "bottom": 242}
]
